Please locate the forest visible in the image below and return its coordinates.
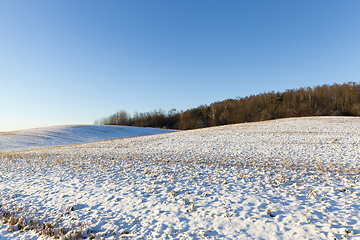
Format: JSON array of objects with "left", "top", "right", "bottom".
[{"left": 95, "top": 82, "right": 360, "bottom": 130}]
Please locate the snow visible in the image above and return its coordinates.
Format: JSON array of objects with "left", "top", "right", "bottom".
[
  {"left": 1, "top": 117, "right": 360, "bottom": 239},
  {"left": 0, "top": 125, "right": 175, "bottom": 152}
]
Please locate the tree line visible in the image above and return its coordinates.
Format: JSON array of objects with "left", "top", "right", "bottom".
[{"left": 94, "top": 82, "right": 360, "bottom": 130}]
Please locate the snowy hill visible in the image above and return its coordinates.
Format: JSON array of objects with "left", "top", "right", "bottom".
[
  {"left": 1, "top": 117, "right": 360, "bottom": 239},
  {"left": 0, "top": 125, "right": 175, "bottom": 152}
]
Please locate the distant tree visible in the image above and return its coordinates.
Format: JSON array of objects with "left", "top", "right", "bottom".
[{"left": 95, "top": 82, "right": 360, "bottom": 130}]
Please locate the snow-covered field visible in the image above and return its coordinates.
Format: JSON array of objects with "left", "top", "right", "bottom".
[
  {"left": 0, "top": 125, "right": 175, "bottom": 152},
  {"left": 1, "top": 117, "right": 360, "bottom": 239}
]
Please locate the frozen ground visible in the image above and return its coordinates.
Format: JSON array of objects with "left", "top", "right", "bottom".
[
  {"left": 1, "top": 117, "right": 360, "bottom": 239},
  {"left": 0, "top": 125, "right": 175, "bottom": 152}
]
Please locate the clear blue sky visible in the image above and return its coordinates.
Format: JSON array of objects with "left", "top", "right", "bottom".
[{"left": 1, "top": 1, "right": 360, "bottom": 131}]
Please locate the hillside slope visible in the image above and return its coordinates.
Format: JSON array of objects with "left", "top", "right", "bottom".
[
  {"left": 0, "top": 125, "right": 175, "bottom": 152},
  {"left": 1, "top": 116, "right": 360, "bottom": 239}
]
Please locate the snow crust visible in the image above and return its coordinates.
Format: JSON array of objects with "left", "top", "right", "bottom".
[
  {"left": 0, "top": 125, "right": 175, "bottom": 153},
  {"left": 1, "top": 117, "right": 360, "bottom": 239}
]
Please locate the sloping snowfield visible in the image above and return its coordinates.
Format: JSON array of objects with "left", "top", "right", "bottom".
[
  {"left": 0, "top": 125, "right": 175, "bottom": 152},
  {"left": 1, "top": 117, "right": 360, "bottom": 239}
]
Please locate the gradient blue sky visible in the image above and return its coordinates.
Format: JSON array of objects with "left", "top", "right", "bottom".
[{"left": 1, "top": 1, "right": 360, "bottom": 131}]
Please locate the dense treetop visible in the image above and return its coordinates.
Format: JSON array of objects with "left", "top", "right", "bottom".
[{"left": 95, "top": 82, "right": 360, "bottom": 130}]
